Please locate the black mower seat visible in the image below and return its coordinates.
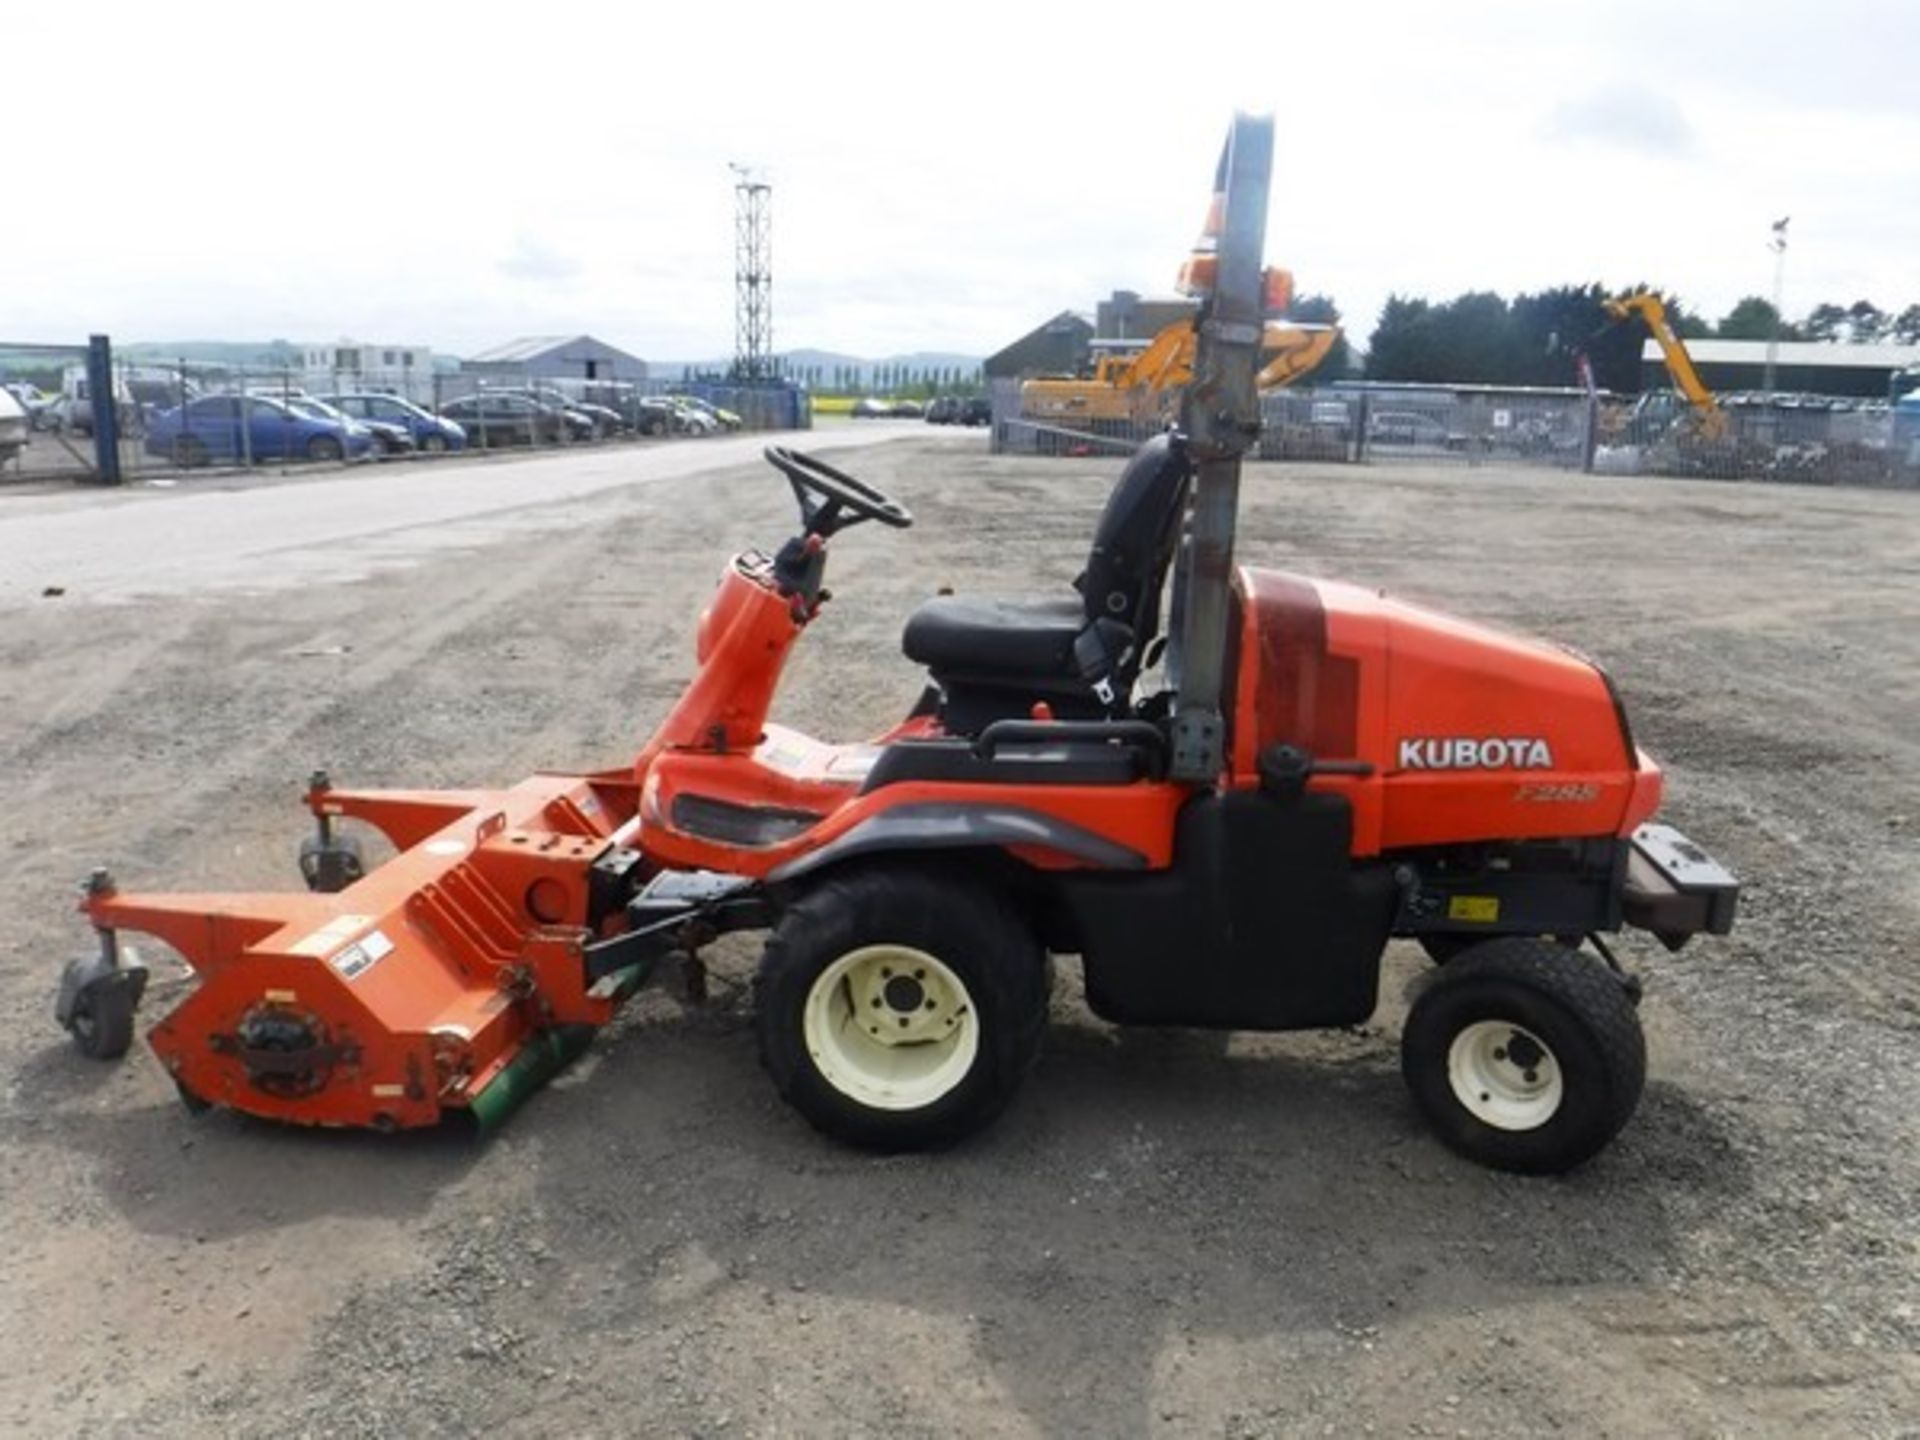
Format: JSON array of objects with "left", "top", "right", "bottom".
[
  {"left": 900, "top": 433, "right": 1193, "bottom": 731},
  {"left": 902, "top": 594, "right": 1087, "bottom": 676}
]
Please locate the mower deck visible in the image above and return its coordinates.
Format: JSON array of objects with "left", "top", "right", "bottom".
[{"left": 80, "top": 771, "right": 640, "bottom": 1130}]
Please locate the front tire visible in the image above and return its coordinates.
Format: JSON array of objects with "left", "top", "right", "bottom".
[
  {"left": 1401, "top": 938, "right": 1645, "bottom": 1173},
  {"left": 69, "top": 978, "right": 137, "bottom": 1060},
  {"left": 307, "top": 435, "right": 344, "bottom": 463},
  {"left": 756, "top": 867, "right": 1047, "bottom": 1150}
]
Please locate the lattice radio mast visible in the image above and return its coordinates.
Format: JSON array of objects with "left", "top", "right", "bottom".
[{"left": 730, "top": 164, "right": 773, "bottom": 381}]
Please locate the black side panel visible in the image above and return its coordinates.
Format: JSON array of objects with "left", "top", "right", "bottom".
[
  {"left": 1059, "top": 792, "right": 1398, "bottom": 1030},
  {"left": 670, "top": 793, "right": 823, "bottom": 848}
]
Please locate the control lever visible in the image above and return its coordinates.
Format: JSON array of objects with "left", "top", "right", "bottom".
[{"left": 1256, "top": 744, "right": 1374, "bottom": 804}]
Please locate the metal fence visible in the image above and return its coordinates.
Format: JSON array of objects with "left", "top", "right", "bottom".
[
  {"left": 988, "top": 375, "right": 1920, "bottom": 488},
  {"left": 3, "top": 338, "right": 812, "bottom": 486},
  {"left": 0, "top": 340, "right": 119, "bottom": 484}
]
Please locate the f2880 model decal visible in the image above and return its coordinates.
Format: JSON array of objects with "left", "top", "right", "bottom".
[{"left": 1397, "top": 737, "right": 1555, "bottom": 770}]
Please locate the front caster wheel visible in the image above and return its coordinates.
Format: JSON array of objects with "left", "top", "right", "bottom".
[
  {"left": 57, "top": 960, "right": 148, "bottom": 1060},
  {"left": 1401, "top": 937, "right": 1645, "bottom": 1174},
  {"left": 298, "top": 833, "right": 364, "bottom": 893},
  {"left": 756, "top": 867, "right": 1047, "bottom": 1151}
]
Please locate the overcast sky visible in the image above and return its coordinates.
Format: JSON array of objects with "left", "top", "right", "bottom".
[{"left": 6, "top": 2, "right": 1917, "bottom": 362}]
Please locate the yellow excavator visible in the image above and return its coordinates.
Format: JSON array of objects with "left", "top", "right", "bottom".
[
  {"left": 1021, "top": 315, "right": 1340, "bottom": 428},
  {"left": 1586, "top": 291, "right": 1728, "bottom": 443}
]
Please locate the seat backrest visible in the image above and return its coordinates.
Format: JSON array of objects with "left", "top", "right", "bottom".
[{"left": 1075, "top": 432, "right": 1193, "bottom": 641}]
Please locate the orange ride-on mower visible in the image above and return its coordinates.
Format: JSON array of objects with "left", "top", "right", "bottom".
[{"left": 56, "top": 115, "right": 1736, "bottom": 1173}]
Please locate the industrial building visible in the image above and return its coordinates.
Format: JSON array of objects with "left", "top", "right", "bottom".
[
  {"left": 301, "top": 340, "right": 436, "bottom": 402},
  {"left": 985, "top": 291, "right": 1199, "bottom": 380},
  {"left": 1642, "top": 338, "right": 1920, "bottom": 399},
  {"left": 465, "top": 336, "right": 649, "bottom": 384}
]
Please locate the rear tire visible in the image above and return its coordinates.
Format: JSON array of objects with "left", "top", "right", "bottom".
[
  {"left": 756, "top": 867, "right": 1047, "bottom": 1150},
  {"left": 1401, "top": 937, "right": 1645, "bottom": 1173}
]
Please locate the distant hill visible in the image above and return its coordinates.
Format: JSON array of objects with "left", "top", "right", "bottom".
[{"left": 121, "top": 339, "right": 305, "bottom": 368}]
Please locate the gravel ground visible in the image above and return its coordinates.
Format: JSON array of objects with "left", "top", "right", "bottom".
[{"left": 1, "top": 438, "right": 1916, "bottom": 1436}]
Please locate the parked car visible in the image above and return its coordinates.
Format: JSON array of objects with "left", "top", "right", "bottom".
[
  {"left": 511, "top": 387, "right": 624, "bottom": 439},
  {"left": 4, "top": 381, "right": 54, "bottom": 430},
  {"left": 438, "top": 393, "right": 590, "bottom": 447},
  {"left": 889, "top": 399, "right": 925, "bottom": 419},
  {"left": 925, "top": 396, "right": 960, "bottom": 424},
  {"left": 852, "top": 397, "right": 892, "bottom": 418},
  {"left": 958, "top": 396, "right": 992, "bottom": 426},
  {"left": 668, "top": 395, "right": 743, "bottom": 431},
  {"left": 667, "top": 400, "right": 718, "bottom": 435},
  {"left": 1367, "top": 410, "right": 1466, "bottom": 450},
  {"left": 285, "top": 396, "right": 409, "bottom": 456},
  {"left": 325, "top": 393, "right": 467, "bottom": 452},
  {"left": 145, "top": 395, "right": 373, "bottom": 466},
  {"left": 632, "top": 397, "right": 683, "bottom": 436},
  {"left": 0, "top": 388, "right": 28, "bottom": 464}
]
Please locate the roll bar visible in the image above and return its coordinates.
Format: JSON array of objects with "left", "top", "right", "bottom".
[{"left": 1166, "top": 112, "right": 1274, "bottom": 782}]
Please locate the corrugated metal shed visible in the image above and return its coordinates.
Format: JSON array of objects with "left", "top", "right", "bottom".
[
  {"left": 1640, "top": 338, "right": 1920, "bottom": 399},
  {"left": 984, "top": 311, "right": 1095, "bottom": 379},
  {"left": 1643, "top": 339, "right": 1920, "bottom": 370},
  {"left": 465, "top": 335, "right": 648, "bottom": 381}
]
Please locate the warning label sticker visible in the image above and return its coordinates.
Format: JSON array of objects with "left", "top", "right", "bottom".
[
  {"left": 288, "top": 914, "right": 375, "bottom": 957},
  {"left": 1447, "top": 895, "right": 1501, "bottom": 923},
  {"left": 330, "top": 929, "right": 395, "bottom": 981}
]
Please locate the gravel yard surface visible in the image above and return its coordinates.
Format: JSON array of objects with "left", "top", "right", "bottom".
[{"left": 2, "top": 435, "right": 1915, "bottom": 1436}]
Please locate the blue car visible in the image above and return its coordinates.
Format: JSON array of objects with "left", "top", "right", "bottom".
[
  {"left": 324, "top": 392, "right": 467, "bottom": 452},
  {"left": 146, "top": 395, "right": 373, "bottom": 467}
]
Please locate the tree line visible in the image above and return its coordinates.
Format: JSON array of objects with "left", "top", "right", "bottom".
[
  {"left": 793, "top": 362, "right": 986, "bottom": 397},
  {"left": 1359, "top": 286, "right": 1920, "bottom": 390}
]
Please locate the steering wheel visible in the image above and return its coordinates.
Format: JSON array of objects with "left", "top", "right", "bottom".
[{"left": 764, "top": 446, "right": 913, "bottom": 536}]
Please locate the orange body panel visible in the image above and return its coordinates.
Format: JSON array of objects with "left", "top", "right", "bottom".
[{"left": 1227, "top": 567, "right": 1659, "bottom": 855}]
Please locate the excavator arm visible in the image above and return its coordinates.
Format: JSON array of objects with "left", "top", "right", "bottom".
[
  {"left": 1604, "top": 292, "right": 1720, "bottom": 416},
  {"left": 1254, "top": 324, "right": 1339, "bottom": 389},
  {"left": 1116, "top": 318, "right": 1339, "bottom": 393}
]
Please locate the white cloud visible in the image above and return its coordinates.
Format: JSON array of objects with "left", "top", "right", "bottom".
[
  {"left": 2, "top": 0, "right": 1915, "bottom": 360},
  {"left": 1541, "top": 85, "right": 1696, "bottom": 156}
]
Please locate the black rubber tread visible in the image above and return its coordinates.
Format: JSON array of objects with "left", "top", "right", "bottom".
[
  {"left": 70, "top": 981, "right": 136, "bottom": 1061},
  {"left": 756, "top": 864, "right": 1048, "bottom": 1151},
  {"left": 1419, "top": 932, "right": 1581, "bottom": 966},
  {"left": 1401, "top": 937, "right": 1646, "bottom": 1174},
  {"left": 307, "top": 435, "right": 344, "bottom": 462}
]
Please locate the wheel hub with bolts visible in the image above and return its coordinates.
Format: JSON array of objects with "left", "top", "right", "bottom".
[
  {"left": 1447, "top": 1019, "right": 1564, "bottom": 1131},
  {"left": 802, "top": 944, "right": 977, "bottom": 1111}
]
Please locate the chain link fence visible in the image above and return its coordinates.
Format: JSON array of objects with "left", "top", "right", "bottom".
[
  {"left": 989, "top": 376, "right": 1918, "bottom": 488},
  {"left": 4, "top": 340, "right": 811, "bottom": 486}
]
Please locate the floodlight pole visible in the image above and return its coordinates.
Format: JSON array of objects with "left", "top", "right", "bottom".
[
  {"left": 1764, "top": 218, "right": 1789, "bottom": 397},
  {"left": 1167, "top": 113, "right": 1274, "bottom": 783}
]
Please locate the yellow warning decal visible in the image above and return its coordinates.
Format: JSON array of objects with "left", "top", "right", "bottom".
[{"left": 1448, "top": 895, "right": 1500, "bottom": 923}]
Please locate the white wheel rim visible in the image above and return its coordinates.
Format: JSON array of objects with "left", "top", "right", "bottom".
[
  {"left": 803, "top": 944, "right": 978, "bottom": 1112},
  {"left": 1447, "top": 1020, "right": 1564, "bottom": 1131}
]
